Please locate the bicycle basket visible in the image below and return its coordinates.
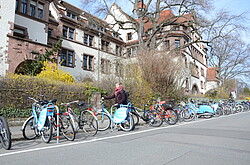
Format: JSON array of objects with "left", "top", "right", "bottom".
[{"left": 113, "top": 107, "right": 128, "bottom": 123}]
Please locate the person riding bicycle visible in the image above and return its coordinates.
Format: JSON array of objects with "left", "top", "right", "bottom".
[{"left": 102, "top": 82, "right": 127, "bottom": 108}]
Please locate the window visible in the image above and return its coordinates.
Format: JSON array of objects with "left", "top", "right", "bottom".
[
  {"left": 201, "top": 81, "right": 204, "bottom": 89},
  {"left": 48, "top": 28, "right": 52, "bottom": 38},
  {"left": 201, "top": 68, "right": 205, "bottom": 76},
  {"left": 15, "top": 0, "right": 19, "bottom": 11},
  {"left": 63, "top": 26, "right": 75, "bottom": 40},
  {"left": 174, "top": 26, "right": 180, "bottom": 30},
  {"left": 116, "top": 45, "right": 122, "bottom": 56},
  {"left": 69, "top": 28, "right": 74, "bottom": 40},
  {"left": 83, "top": 54, "right": 94, "bottom": 71},
  {"left": 30, "top": 1, "right": 36, "bottom": 17},
  {"left": 165, "top": 40, "right": 170, "bottom": 50},
  {"left": 67, "top": 11, "right": 76, "bottom": 19},
  {"left": 196, "top": 65, "right": 199, "bottom": 77},
  {"left": 13, "top": 25, "right": 27, "bottom": 38},
  {"left": 127, "top": 48, "right": 131, "bottom": 57},
  {"left": 115, "top": 63, "right": 124, "bottom": 76},
  {"left": 38, "top": 3, "right": 44, "bottom": 19},
  {"left": 84, "top": 34, "right": 94, "bottom": 46},
  {"left": 101, "top": 59, "right": 110, "bottom": 74},
  {"left": 60, "top": 49, "right": 74, "bottom": 67},
  {"left": 131, "top": 47, "right": 136, "bottom": 56},
  {"left": 101, "top": 40, "right": 109, "bottom": 52},
  {"left": 185, "top": 56, "right": 188, "bottom": 68},
  {"left": 21, "top": 0, "right": 28, "bottom": 14},
  {"left": 127, "top": 32, "right": 132, "bottom": 40},
  {"left": 175, "top": 40, "right": 180, "bottom": 48},
  {"left": 185, "top": 78, "right": 189, "bottom": 92}
]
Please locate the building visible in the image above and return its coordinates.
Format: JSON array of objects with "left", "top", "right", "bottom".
[
  {"left": 206, "top": 67, "right": 221, "bottom": 91},
  {"left": 105, "top": 3, "right": 208, "bottom": 94},
  {"left": 0, "top": 0, "right": 54, "bottom": 76},
  {"left": 0, "top": 0, "right": 219, "bottom": 95}
]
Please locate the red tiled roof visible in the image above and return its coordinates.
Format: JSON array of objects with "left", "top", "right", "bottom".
[
  {"left": 136, "top": 10, "right": 193, "bottom": 31},
  {"left": 207, "top": 67, "right": 220, "bottom": 82}
]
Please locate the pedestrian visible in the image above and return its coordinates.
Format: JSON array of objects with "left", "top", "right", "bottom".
[
  {"left": 230, "top": 89, "right": 236, "bottom": 100},
  {"left": 102, "top": 82, "right": 128, "bottom": 107}
]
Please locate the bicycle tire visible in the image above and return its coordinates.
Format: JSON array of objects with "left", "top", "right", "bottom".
[
  {"left": 119, "top": 113, "right": 134, "bottom": 131},
  {"left": 41, "top": 118, "right": 53, "bottom": 143},
  {"left": 95, "top": 113, "right": 111, "bottom": 131},
  {"left": 0, "top": 116, "right": 11, "bottom": 150},
  {"left": 182, "top": 108, "right": 196, "bottom": 122},
  {"left": 163, "top": 109, "right": 179, "bottom": 125},
  {"left": 22, "top": 116, "right": 39, "bottom": 140},
  {"left": 131, "top": 111, "right": 140, "bottom": 126},
  {"left": 147, "top": 110, "right": 163, "bottom": 127},
  {"left": 80, "top": 110, "right": 98, "bottom": 136},
  {"left": 59, "top": 114, "right": 75, "bottom": 141}
]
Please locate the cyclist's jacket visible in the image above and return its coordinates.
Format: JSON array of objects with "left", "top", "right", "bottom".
[{"left": 104, "top": 89, "right": 127, "bottom": 105}]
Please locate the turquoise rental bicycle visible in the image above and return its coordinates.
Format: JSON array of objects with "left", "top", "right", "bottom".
[{"left": 95, "top": 100, "right": 134, "bottom": 131}]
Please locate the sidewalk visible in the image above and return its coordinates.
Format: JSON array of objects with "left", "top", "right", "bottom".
[
  {"left": 9, "top": 125, "right": 24, "bottom": 141},
  {"left": 7, "top": 118, "right": 26, "bottom": 141}
]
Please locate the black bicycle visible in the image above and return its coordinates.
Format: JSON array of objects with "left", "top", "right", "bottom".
[
  {"left": 129, "top": 102, "right": 163, "bottom": 127},
  {"left": 0, "top": 115, "right": 11, "bottom": 150}
]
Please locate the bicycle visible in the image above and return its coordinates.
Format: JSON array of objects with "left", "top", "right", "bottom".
[
  {"left": 61, "top": 100, "right": 98, "bottom": 136},
  {"left": 94, "top": 100, "right": 134, "bottom": 132},
  {"left": 153, "top": 101, "right": 179, "bottom": 125},
  {"left": 174, "top": 103, "right": 197, "bottom": 122},
  {"left": 0, "top": 115, "right": 11, "bottom": 150},
  {"left": 22, "top": 95, "right": 75, "bottom": 143},
  {"left": 128, "top": 102, "right": 163, "bottom": 127}
]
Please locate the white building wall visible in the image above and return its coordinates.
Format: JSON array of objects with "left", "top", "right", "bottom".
[
  {"left": 0, "top": 0, "right": 15, "bottom": 77},
  {"left": 206, "top": 81, "right": 219, "bottom": 92},
  {"left": 15, "top": 15, "right": 47, "bottom": 44}
]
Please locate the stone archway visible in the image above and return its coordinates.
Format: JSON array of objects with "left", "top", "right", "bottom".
[
  {"left": 15, "top": 60, "right": 42, "bottom": 75},
  {"left": 191, "top": 84, "right": 199, "bottom": 95}
]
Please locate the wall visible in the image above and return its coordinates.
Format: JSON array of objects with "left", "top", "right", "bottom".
[
  {"left": 14, "top": 14, "right": 47, "bottom": 44},
  {"left": 0, "top": 0, "right": 15, "bottom": 77}
]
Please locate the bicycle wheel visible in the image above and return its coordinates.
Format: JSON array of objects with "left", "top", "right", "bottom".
[
  {"left": 119, "top": 113, "right": 134, "bottom": 131},
  {"left": 41, "top": 118, "right": 53, "bottom": 143},
  {"left": 182, "top": 108, "right": 196, "bottom": 122},
  {"left": 80, "top": 110, "right": 98, "bottom": 136},
  {"left": 95, "top": 113, "right": 111, "bottom": 131},
  {"left": 164, "top": 109, "right": 179, "bottom": 125},
  {"left": 131, "top": 111, "right": 140, "bottom": 126},
  {"left": 22, "top": 116, "right": 39, "bottom": 140},
  {"left": 59, "top": 115, "right": 75, "bottom": 141},
  {"left": 0, "top": 116, "right": 11, "bottom": 150},
  {"left": 146, "top": 110, "right": 163, "bottom": 127}
]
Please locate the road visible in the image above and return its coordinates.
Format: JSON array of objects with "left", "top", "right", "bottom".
[{"left": 1, "top": 111, "right": 250, "bottom": 165}]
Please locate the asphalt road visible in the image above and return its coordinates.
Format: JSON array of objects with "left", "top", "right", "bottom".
[{"left": 1, "top": 111, "right": 250, "bottom": 165}]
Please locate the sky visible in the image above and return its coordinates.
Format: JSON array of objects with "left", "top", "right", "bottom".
[{"left": 64, "top": 0, "right": 250, "bottom": 41}]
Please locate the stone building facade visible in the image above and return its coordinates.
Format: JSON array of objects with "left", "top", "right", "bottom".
[{"left": 0, "top": 0, "right": 218, "bottom": 95}]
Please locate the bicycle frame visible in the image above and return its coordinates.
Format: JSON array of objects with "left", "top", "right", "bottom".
[{"left": 96, "top": 101, "right": 133, "bottom": 131}]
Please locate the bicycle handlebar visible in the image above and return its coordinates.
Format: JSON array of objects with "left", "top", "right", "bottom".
[
  {"left": 27, "top": 97, "right": 39, "bottom": 103},
  {"left": 61, "top": 100, "right": 79, "bottom": 106}
]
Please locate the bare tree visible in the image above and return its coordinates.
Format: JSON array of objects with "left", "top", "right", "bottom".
[
  {"left": 209, "top": 34, "right": 250, "bottom": 83},
  {"left": 80, "top": 0, "right": 249, "bottom": 96}
]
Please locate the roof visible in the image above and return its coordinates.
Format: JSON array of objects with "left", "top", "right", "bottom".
[
  {"left": 135, "top": 9, "right": 193, "bottom": 31},
  {"left": 207, "top": 67, "right": 220, "bottom": 82}
]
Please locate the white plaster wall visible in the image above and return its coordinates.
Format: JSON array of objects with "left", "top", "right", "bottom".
[
  {"left": 105, "top": 5, "right": 138, "bottom": 42},
  {"left": 206, "top": 81, "right": 219, "bottom": 92},
  {"left": 0, "top": 0, "right": 15, "bottom": 77},
  {"left": 15, "top": 15, "right": 47, "bottom": 44},
  {"left": 59, "top": 39, "right": 124, "bottom": 81}
]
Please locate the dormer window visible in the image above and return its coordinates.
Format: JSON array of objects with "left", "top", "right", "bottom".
[{"left": 127, "top": 32, "right": 132, "bottom": 41}]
